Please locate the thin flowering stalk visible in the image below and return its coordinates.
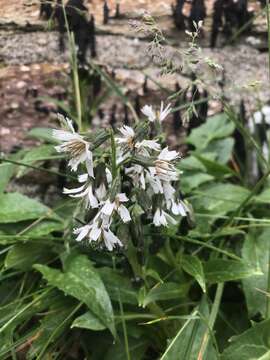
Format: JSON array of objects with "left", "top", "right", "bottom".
[{"left": 53, "top": 94, "right": 189, "bottom": 250}]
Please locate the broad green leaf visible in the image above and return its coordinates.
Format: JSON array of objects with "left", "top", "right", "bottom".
[
  {"left": 0, "top": 151, "right": 25, "bottom": 193},
  {"left": 27, "top": 127, "right": 57, "bottom": 143},
  {"left": 187, "top": 113, "right": 235, "bottom": 150},
  {"left": 98, "top": 267, "right": 138, "bottom": 305},
  {"left": 192, "top": 183, "right": 250, "bottom": 215},
  {"left": 204, "top": 259, "right": 261, "bottom": 283},
  {"left": 204, "top": 137, "right": 234, "bottom": 164},
  {"left": 255, "top": 188, "right": 270, "bottom": 204},
  {"left": 0, "top": 193, "right": 55, "bottom": 223},
  {"left": 17, "top": 145, "right": 56, "bottom": 177},
  {"left": 72, "top": 311, "right": 106, "bottom": 331},
  {"left": 181, "top": 172, "right": 214, "bottom": 193},
  {"left": 160, "top": 297, "right": 217, "bottom": 360},
  {"left": 242, "top": 229, "right": 270, "bottom": 317},
  {"left": 221, "top": 319, "right": 270, "bottom": 360},
  {"left": 182, "top": 255, "right": 206, "bottom": 293},
  {"left": 35, "top": 255, "right": 115, "bottom": 336},
  {"left": 5, "top": 243, "right": 54, "bottom": 271},
  {"left": 193, "top": 154, "right": 236, "bottom": 178},
  {"left": 25, "top": 220, "right": 64, "bottom": 236},
  {"left": 0, "top": 163, "right": 15, "bottom": 193},
  {"left": 142, "top": 282, "right": 188, "bottom": 307}
]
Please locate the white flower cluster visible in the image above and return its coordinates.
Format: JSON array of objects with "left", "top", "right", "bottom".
[{"left": 53, "top": 103, "right": 190, "bottom": 251}]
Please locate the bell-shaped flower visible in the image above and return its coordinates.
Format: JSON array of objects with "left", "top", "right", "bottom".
[
  {"left": 74, "top": 213, "right": 123, "bottom": 251},
  {"left": 155, "top": 147, "right": 180, "bottom": 182},
  {"left": 141, "top": 102, "right": 172, "bottom": 123},
  {"left": 125, "top": 164, "right": 146, "bottom": 189},
  {"left": 171, "top": 200, "right": 190, "bottom": 216},
  {"left": 63, "top": 173, "right": 98, "bottom": 209},
  {"left": 153, "top": 208, "right": 177, "bottom": 227},
  {"left": 101, "top": 193, "right": 131, "bottom": 223},
  {"left": 53, "top": 116, "right": 94, "bottom": 177},
  {"left": 115, "top": 125, "right": 135, "bottom": 149}
]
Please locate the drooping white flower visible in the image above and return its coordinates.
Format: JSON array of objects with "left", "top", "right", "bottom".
[
  {"left": 125, "top": 164, "right": 146, "bottom": 189},
  {"left": 73, "top": 214, "right": 123, "bottom": 251},
  {"left": 153, "top": 209, "right": 177, "bottom": 227},
  {"left": 135, "top": 140, "right": 161, "bottom": 152},
  {"left": 53, "top": 116, "right": 94, "bottom": 177},
  {"left": 116, "top": 126, "right": 160, "bottom": 157},
  {"left": 155, "top": 147, "right": 180, "bottom": 182},
  {"left": 74, "top": 224, "right": 92, "bottom": 242},
  {"left": 171, "top": 200, "right": 189, "bottom": 216},
  {"left": 115, "top": 125, "right": 135, "bottom": 149},
  {"left": 146, "top": 167, "right": 164, "bottom": 194},
  {"left": 101, "top": 193, "right": 131, "bottom": 223},
  {"left": 141, "top": 104, "right": 156, "bottom": 122},
  {"left": 95, "top": 183, "right": 107, "bottom": 201},
  {"left": 63, "top": 174, "right": 98, "bottom": 209},
  {"left": 141, "top": 102, "right": 172, "bottom": 123}
]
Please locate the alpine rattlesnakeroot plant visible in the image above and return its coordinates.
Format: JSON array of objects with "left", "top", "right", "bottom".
[{"left": 53, "top": 103, "right": 190, "bottom": 251}]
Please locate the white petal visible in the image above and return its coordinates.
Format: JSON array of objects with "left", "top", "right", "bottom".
[
  {"left": 163, "top": 182, "right": 176, "bottom": 201},
  {"left": 63, "top": 184, "right": 86, "bottom": 194},
  {"left": 103, "top": 229, "right": 123, "bottom": 251},
  {"left": 106, "top": 168, "right": 112, "bottom": 184},
  {"left": 74, "top": 225, "right": 91, "bottom": 242},
  {"left": 119, "top": 125, "right": 135, "bottom": 138},
  {"left": 88, "top": 186, "right": 99, "bottom": 208},
  {"left": 85, "top": 148, "right": 94, "bottom": 178},
  {"left": 158, "top": 147, "right": 179, "bottom": 161},
  {"left": 141, "top": 105, "right": 156, "bottom": 122},
  {"left": 117, "top": 193, "right": 129, "bottom": 202},
  {"left": 165, "top": 212, "right": 177, "bottom": 225},
  {"left": 89, "top": 224, "right": 102, "bottom": 241},
  {"left": 136, "top": 140, "right": 160, "bottom": 151},
  {"left": 153, "top": 209, "right": 162, "bottom": 227},
  {"left": 78, "top": 173, "right": 88, "bottom": 183},
  {"left": 101, "top": 200, "right": 115, "bottom": 216},
  {"left": 52, "top": 129, "right": 79, "bottom": 142},
  {"left": 95, "top": 183, "right": 107, "bottom": 201},
  {"left": 118, "top": 205, "right": 131, "bottom": 223},
  {"left": 159, "top": 102, "right": 172, "bottom": 122}
]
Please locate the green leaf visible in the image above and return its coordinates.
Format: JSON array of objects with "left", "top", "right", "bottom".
[
  {"left": 160, "top": 297, "right": 217, "bottom": 360},
  {"left": 25, "top": 220, "right": 64, "bottom": 236},
  {"left": 193, "top": 154, "right": 236, "bottom": 178},
  {"left": 242, "top": 229, "right": 270, "bottom": 317},
  {"left": 27, "top": 127, "right": 57, "bottom": 143},
  {"left": 204, "top": 137, "right": 234, "bottom": 164},
  {"left": 5, "top": 243, "right": 54, "bottom": 271},
  {"left": 192, "top": 183, "right": 250, "bottom": 215},
  {"left": 35, "top": 255, "right": 115, "bottom": 336},
  {"left": 17, "top": 145, "right": 56, "bottom": 177},
  {"left": 204, "top": 259, "right": 261, "bottom": 283},
  {"left": 98, "top": 267, "right": 138, "bottom": 305},
  {"left": 72, "top": 311, "right": 106, "bottom": 331},
  {"left": 221, "top": 319, "right": 270, "bottom": 360},
  {"left": 0, "top": 193, "right": 55, "bottom": 223},
  {"left": 142, "top": 282, "right": 188, "bottom": 307},
  {"left": 255, "top": 188, "right": 270, "bottom": 204},
  {"left": 187, "top": 113, "right": 235, "bottom": 150},
  {"left": 0, "top": 163, "right": 15, "bottom": 193},
  {"left": 182, "top": 255, "right": 206, "bottom": 293}
]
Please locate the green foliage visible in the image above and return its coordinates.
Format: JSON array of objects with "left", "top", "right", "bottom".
[
  {"left": 0, "top": 193, "right": 57, "bottom": 223},
  {"left": 35, "top": 254, "right": 116, "bottom": 337},
  {"left": 1, "top": 85, "right": 270, "bottom": 359}
]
